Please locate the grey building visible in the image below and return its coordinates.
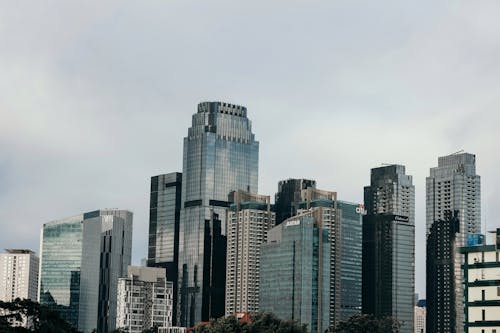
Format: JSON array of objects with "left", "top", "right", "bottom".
[
  {"left": 38, "top": 209, "right": 133, "bottom": 333},
  {"left": 363, "top": 165, "right": 415, "bottom": 333},
  {"left": 274, "top": 178, "right": 316, "bottom": 225},
  {"left": 260, "top": 215, "right": 330, "bottom": 333},
  {"left": 426, "top": 152, "right": 481, "bottom": 332},
  {"left": 225, "top": 190, "right": 275, "bottom": 316},
  {"left": 426, "top": 210, "right": 460, "bottom": 333},
  {"left": 148, "top": 172, "right": 182, "bottom": 325},
  {"left": 337, "top": 201, "right": 364, "bottom": 321},
  {"left": 116, "top": 266, "right": 173, "bottom": 333},
  {"left": 178, "top": 102, "right": 259, "bottom": 327}
]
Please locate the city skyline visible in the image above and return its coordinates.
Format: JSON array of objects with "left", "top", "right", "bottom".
[{"left": 2, "top": 1, "right": 500, "bottom": 302}]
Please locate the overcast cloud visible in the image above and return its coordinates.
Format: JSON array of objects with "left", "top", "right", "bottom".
[{"left": 1, "top": 0, "right": 500, "bottom": 297}]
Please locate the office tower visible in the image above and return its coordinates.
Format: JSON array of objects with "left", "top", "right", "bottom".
[
  {"left": 178, "top": 102, "right": 259, "bottom": 326},
  {"left": 337, "top": 201, "right": 364, "bottom": 321},
  {"left": 363, "top": 165, "right": 415, "bottom": 333},
  {"left": 260, "top": 216, "right": 330, "bottom": 333},
  {"left": 459, "top": 228, "right": 500, "bottom": 333},
  {"left": 426, "top": 152, "right": 481, "bottom": 332},
  {"left": 296, "top": 187, "right": 340, "bottom": 327},
  {"left": 116, "top": 266, "right": 173, "bottom": 333},
  {"left": 148, "top": 172, "right": 182, "bottom": 325},
  {"left": 415, "top": 300, "right": 426, "bottom": 333},
  {"left": 426, "top": 211, "right": 460, "bottom": 333},
  {"left": 275, "top": 178, "right": 316, "bottom": 225},
  {"left": 38, "top": 209, "right": 133, "bottom": 333},
  {"left": 225, "top": 190, "right": 275, "bottom": 316},
  {"left": 0, "top": 249, "right": 39, "bottom": 302}
]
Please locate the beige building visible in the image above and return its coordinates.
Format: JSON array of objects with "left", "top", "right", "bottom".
[
  {"left": 225, "top": 190, "right": 275, "bottom": 315},
  {"left": 414, "top": 305, "right": 426, "bottom": 333},
  {"left": 0, "top": 249, "right": 39, "bottom": 302}
]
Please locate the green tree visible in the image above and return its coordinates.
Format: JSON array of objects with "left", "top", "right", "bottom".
[
  {"left": 0, "top": 298, "right": 80, "bottom": 333},
  {"left": 329, "top": 314, "right": 400, "bottom": 333},
  {"left": 193, "top": 312, "right": 308, "bottom": 333}
]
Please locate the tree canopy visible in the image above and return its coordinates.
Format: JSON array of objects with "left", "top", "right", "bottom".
[
  {"left": 329, "top": 314, "right": 401, "bottom": 333},
  {"left": 193, "top": 312, "right": 308, "bottom": 333},
  {"left": 0, "top": 298, "right": 80, "bottom": 333}
]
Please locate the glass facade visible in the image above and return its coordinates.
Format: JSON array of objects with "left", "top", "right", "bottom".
[
  {"left": 178, "top": 102, "right": 259, "bottom": 326},
  {"left": 39, "top": 210, "right": 133, "bottom": 333},
  {"left": 337, "top": 201, "right": 363, "bottom": 321},
  {"left": 260, "top": 216, "right": 330, "bottom": 333},
  {"left": 39, "top": 215, "right": 83, "bottom": 328},
  {"left": 363, "top": 165, "right": 415, "bottom": 333},
  {"left": 148, "top": 172, "right": 182, "bottom": 325},
  {"left": 274, "top": 178, "right": 316, "bottom": 225}
]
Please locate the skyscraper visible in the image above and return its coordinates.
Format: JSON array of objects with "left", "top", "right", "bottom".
[
  {"left": 296, "top": 187, "right": 341, "bottom": 327},
  {"left": 38, "top": 209, "right": 133, "bottom": 333},
  {"left": 426, "top": 152, "right": 481, "bottom": 332},
  {"left": 0, "top": 249, "right": 39, "bottom": 302},
  {"left": 274, "top": 178, "right": 316, "bottom": 225},
  {"left": 337, "top": 201, "right": 364, "bottom": 321},
  {"left": 426, "top": 210, "right": 460, "bottom": 333},
  {"left": 260, "top": 216, "right": 330, "bottom": 333},
  {"left": 148, "top": 172, "right": 182, "bottom": 324},
  {"left": 362, "top": 165, "right": 415, "bottom": 333},
  {"left": 225, "top": 190, "right": 275, "bottom": 316},
  {"left": 178, "top": 102, "right": 259, "bottom": 327}
]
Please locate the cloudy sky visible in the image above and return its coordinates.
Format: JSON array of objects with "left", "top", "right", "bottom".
[{"left": 1, "top": 1, "right": 499, "bottom": 297}]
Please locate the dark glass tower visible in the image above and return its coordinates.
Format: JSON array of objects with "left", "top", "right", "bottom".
[
  {"left": 426, "top": 210, "right": 460, "bottom": 333},
  {"left": 275, "top": 178, "right": 316, "bottom": 225},
  {"left": 178, "top": 102, "right": 259, "bottom": 326},
  {"left": 362, "top": 165, "right": 415, "bottom": 333},
  {"left": 147, "top": 172, "right": 182, "bottom": 325}
]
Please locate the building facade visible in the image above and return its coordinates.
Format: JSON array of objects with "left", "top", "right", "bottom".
[
  {"left": 460, "top": 228, "right": 500, "bottom": 333},
  {"left": 296, "top": 187, "right": 340, "bottom": 327},
  {"left": 426, "top": 152, "right": 481, "bottom": 332},
  {"left": 260, "top": 216, "right": 330, "bottom": 333},
  {"left": 337, "top": 201, "right": 364, "bottom": 321},
  {"left": 38, "top": 209, "right": 133, "bottom": 333},
  {"left": 116, "top": 266, "right": 173, "bottom": 333},
  {"left": 274, "top": 178, "right": 316, "bottom": 225},
  {"left": 0, "top": 249, "right": 39, "bottom": 302},
  {"left": 415, "top": 301, "right": 426, "bottom": 333},
  {"left": 148, "top": 172, "right": 182, "bottom": 325},
  {"left": 178, "top": 102, "right": 259, "bottom": 326},
  {"left": 225, "top": 190, "right": 275, "bottom": 316},
  {"left": 363, "top": 165, "right": 415, "bottom": 333},
  {"left": 426, "top": 210, "right": 460, "bottom": 333}
]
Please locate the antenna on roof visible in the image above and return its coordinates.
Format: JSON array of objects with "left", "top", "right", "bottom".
[{"left": 451, "top": 150, "right": 464, "bottom": 155}]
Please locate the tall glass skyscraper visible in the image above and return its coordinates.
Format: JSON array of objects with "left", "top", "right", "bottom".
[
  {"left": 426, "top": 152, "right": 481, "bottom": 332},
  {"left": 362, "top": 165, "right": 415, "bottom": 333},
  {"left": 38, "top": 209, "right": 133, "bottom": 333},
  {"left": 337, "top": 201, "right": 364, "bottom": 321},
  {"left": 148, "top": 172, "right": 182, "bottom": 325},
  {"left": 260, "top": 216, "right": 330, "bottom": 333},
  {"left": 178, "top": 102, "right": 259, "bottom": 327}
]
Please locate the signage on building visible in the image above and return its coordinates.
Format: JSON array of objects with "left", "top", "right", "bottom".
[
  {"left": 356, "top": 205, "right": 367, "bottom": 215},
  {"left": 394, "top": 215, "right": 409, "bottom": 222},
  {"left": 285, "top": 220, "right": 300, "bottom": 227}
]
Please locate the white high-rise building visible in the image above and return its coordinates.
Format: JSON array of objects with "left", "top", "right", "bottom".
[
  {"left": 116, "top": 266, "right": 173, "bottom": 333},
  {"left": 225, "top": 190, "right": 275, "bottom": 316},
  {"left": 426, "top": 152, "right": 481, "bottom": 332},
  {"left": 0, "top": 249, "right": 39, "bottom": 302}
]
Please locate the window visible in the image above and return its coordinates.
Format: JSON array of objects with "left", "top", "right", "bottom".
[
  {"left": 482, "top": 309, "right": 485, "bottom": 321},
  {"left": 482, "top": 289, "right": 485, "bottom": 301}
]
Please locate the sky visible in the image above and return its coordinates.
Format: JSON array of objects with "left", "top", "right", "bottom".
[{"left": 1, "top": 0, "right": 500, "bottom": 298}]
